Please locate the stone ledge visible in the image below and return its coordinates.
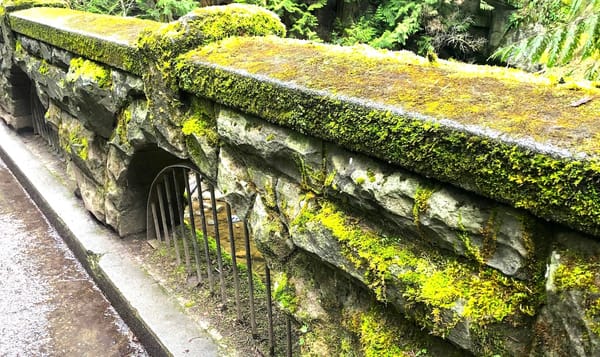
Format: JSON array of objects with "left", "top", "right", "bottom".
[
  {"left": 176, "top": 36, "right": 600, "bottom": 237},
  {"left": 7, "top": 7, "right": 160, "bottom": 74}
]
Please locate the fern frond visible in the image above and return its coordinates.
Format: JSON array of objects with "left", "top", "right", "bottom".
[{"left": 547, "top": 27, "right": 567, "bottom": 66}]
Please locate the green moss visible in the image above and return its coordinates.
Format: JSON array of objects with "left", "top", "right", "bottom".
[
  {"left": 347, "top": 308, "right": 409, "bottom": 357},
  {"left": 67, "top": 131, "right": 89, "bottom": 160},
  {"left": 457, "top": 215, "right": 484, "bottom": 265},
  {"left": 67, "top": 57, "right": 112, "bottom": 88},
  {"left": 114, "top": 107, "right": 132, "bottom": 145},
  {"left": 0, "top": 0, "right": 66, "bottom": 14},
  {"left": 412, "top": 185, "right": 435, "bottom": 228},
  {"left": 366, "top": 168, "right": 376, "bottom": 183},
  {"left": 272, "top": 272, "right": 298, "bottom": 313},
  {"left": 293, "top": 198, "right": 539, "bottom": 342},
  {"left": 9, "top": 7, "right": 159, "bottom": 74},
  {"left": 136, "top": 4, "right": 284, "bottom": 88},
  {"left": 176, "top": 36, "right": 600, "bottom": 237},
  {"left": 552, "top": 253, "right": 600, "bottom": 337},
  {"left": 38, "top": 58, "right": 49, "bottom": 74}
]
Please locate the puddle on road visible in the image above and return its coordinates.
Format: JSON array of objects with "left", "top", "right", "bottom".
[{"left": 0, "top": 159, "right": 147, "bottom": 356}]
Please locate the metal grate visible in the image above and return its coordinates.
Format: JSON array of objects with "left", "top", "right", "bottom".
[
  {"left": 30, "top": 84, "right": 60, "bottom": 155},
  {"left": 146, "top": 163, "right": 297, "bottom": 356}
]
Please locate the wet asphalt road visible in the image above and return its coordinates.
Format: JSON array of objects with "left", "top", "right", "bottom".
[{"left": 0, "top": 157, "right": 147, "bottom": 356}]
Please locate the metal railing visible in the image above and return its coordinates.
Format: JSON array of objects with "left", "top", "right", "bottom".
[
  {"left": 30, "top": 84, "right": 61, "bottom": 155},
  {"left": 146, "top": 163, "right": 297, "bottom": 356}
]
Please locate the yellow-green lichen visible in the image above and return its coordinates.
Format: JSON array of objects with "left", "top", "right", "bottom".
[
  {"left": 345, "top": 308, "right": 411, "bottom": 357},
  {"left": 68, "top": 131, "right": 89, "bottom": 160},
  {"left": 9, "top": 7, "right": 159, "bottom": 74},
  {"left": 176, "top": 36, "right": 600, "bottom": 237},
  {"left": 136, "top": 4, "right": 284, "bottom": 87},
  {"left": 272, "top": 272, "right": 297, "bottom": 313},
  {"left": 114, "top": 107, "right": 132, "bottom": 145},
  {"left": 38, "top": 58, "right": 49, "bottom": 75},
  {"left": 293, "top": 199, "right": 539, "bottom": 340},
  {"left": 412, "top": 185, "right": 435, "bottom": 228},
  {"left": 67, "top": 57, "right": 112, "bottom": 88},
  {"left": 552, "top": 254, "right": 600, "bottom": 337}
]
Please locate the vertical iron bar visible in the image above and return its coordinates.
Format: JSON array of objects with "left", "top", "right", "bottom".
[
  {"left": 156, "top": 182, "right": 171, "bottom": 247},
  {"left": 266, "top": 265, "right": 275, "bottom": 356},
  {"left": 183, "top": 170, "right": 203, "bottom": 279},
  {"left": 226, "top": 203, "right": 242, "bottom": 320},
  {"left": 286, "top": 316, "right": 293, "bottom": 357},
  {"left": 196, "top": 176, "right": 215, "bottom": 291},
  {"left": 151, "top": 202, "right": 162, "bottom": 242},
  {"left": 164, "top": 175, "right": 181, "bottom": 266},
  {"left": 174, "top": 169, "right": 192, "bottom": 273},
  {"left": 210, "top": 187, "right": 227, "bottom": 304},
  {"left": 244, "top": 221, "right": 258, "bottom": 337}
]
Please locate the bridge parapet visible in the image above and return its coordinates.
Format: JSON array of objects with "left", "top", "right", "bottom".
[{"left": 1, "top": 1, "right": 600, "bottom": 355}]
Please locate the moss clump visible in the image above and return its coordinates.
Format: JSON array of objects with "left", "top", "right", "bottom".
[
  {"left": 553, "top": 253, "right": 600, "bottom": 335},
  {"left": 180, "top": 96, "right": 219, "bottom": 149},
  {"left": 114, "top": 107, "right": 132, "bottom": 145},
  {"left": 38, "top": 58, "right": 49, "bottom": 74},
  {"left": 412, "top": 185, "right": 435, "bottom": 228},
  {"left": 272, "top": 272, "right": 297, "bottom": 313},
  {"left": 0, "top": 0, "right": 66, "bottom": 14},
  {"left": 137, "top": 4, "right": 284, "bottom": 86},
  {"left": 68, "top": 131, "right": 89, "bottom": 160},
  {"left": 293, "top": 198, "right": 539, "bottom": 343},
  {"left": 345, "top": 308, "right": 413, "bottom": 357},
  {"left": 176, "top": 36, "right": 600, "bottom": 238},
  {"left": 67, "top": 57, "right": 112, "bottom": 88}
]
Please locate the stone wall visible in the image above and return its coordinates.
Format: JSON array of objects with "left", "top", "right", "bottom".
[{"left": 1, "top": 2, "right": 600, "bottom": 356}]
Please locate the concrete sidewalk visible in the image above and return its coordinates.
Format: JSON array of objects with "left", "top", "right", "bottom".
[{"left": 0, "top": 121, "right": 221, "bottom": 356}]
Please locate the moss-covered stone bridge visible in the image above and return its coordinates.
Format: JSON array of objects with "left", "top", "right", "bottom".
[{"left": 1, "top": 1, "right": 600, "bottom": 355}]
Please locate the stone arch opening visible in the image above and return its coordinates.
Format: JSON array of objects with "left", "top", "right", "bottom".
[
  {"left": 111, "top": 145, "right": 187, "bottom": 237},
  {"left": 0, "top": 65, "right": 33, "bottom": 130}
]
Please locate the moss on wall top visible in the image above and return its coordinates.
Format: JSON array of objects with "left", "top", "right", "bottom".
[
  {"left": 0, "top": 0, "right": 65, "bottom": 13},
  {"left": 137, "top": 4, "right": 284, "bottom": 64},
  {"left": 182, "top": 36, "right": 600, "bottom": 156},
  {"left": 8, "top": 7, "right": 160, "bottom": 73},
  {"left": 176, "top": 36, "right": 600, "bottom": 238}
]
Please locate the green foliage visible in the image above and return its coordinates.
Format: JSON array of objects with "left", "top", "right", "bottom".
[
  {"left": 340, "top": 0, "right": 437, "bottom": 50},
  {"left": 136, "top": 0, "right": 197, "bottom": 22},
  {"left": 496, "top": 0, "right": 600, "bottom": 79},
  {"left": 68, "top": 0, "right": 137, "bottom": 16},
  {"left": 234, "top": 0, "right": 325, "bottom": 40}
]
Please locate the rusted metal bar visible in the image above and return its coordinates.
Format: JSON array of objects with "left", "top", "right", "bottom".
[
  {"left": 210, "top": 187, "right": 227, "bottom": 304},
  {"left": 226, "top": 203, "right": 242, "bottom": 320},
  {"left": 173, "top": 169, "right": 191, "bottom": 272},
  {"left": 183, "top": 170, "right": 203, "bottom": 280},
  {"left": 286, "top": 316, "right": 293, "bottom": 357},
  {"left": 164, "top": 175, "right": 181, "bottom": 265},
  {"left": 244, "top": 221, "right": 258, "bottom": 337},
  {"left": 265, "top": 265, "right": 275, "bottom": 356},
  {"left": 156, "top": 182, "right": 170, "bottom": 247},
  {"left": 151, "top": 202, "right": 162, "bottom": 242},
  {"left": 196, "top": 175, "right": 215, "bottom": 291}
]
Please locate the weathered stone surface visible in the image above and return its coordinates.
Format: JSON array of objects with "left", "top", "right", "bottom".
[
  {"left": 185, "top": 131, "right": 219, "bottom": 180},
  {"left": 326, "top": 143, "right": 535, "bottom": 277},
  {"left": 248, "top": 194, "right": 295, "bottom": 261},
  {"left": 58, "top": 111, "right": 107, "bottom": 185},
  {"left": 50, "top": 46, "right": 73, "bottom": 69},
  {"left": 217, "top": 107, "right": 324, "bottom": 190},
  {"left": 216, "top": 145, "right": 255, "bottom": 219},
  {"left": 70, "top": 162, "right": 106, "bottom": 222},
  {"left": 530, "top": 234, "right": 600, "bottom": 356}
]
